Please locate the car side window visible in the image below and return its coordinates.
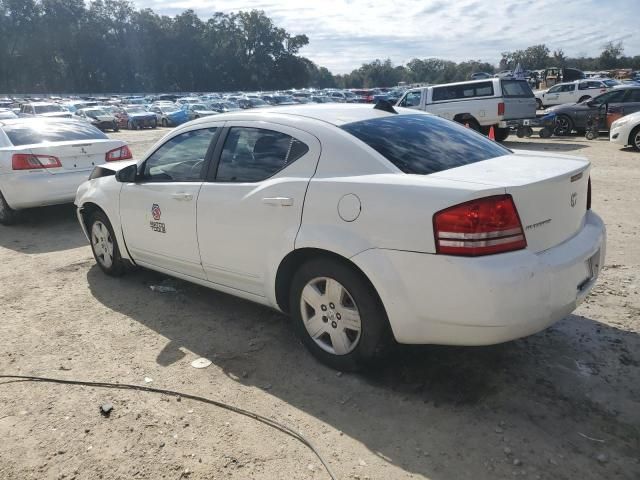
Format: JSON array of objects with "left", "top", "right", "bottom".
[
  {"left": 548, "top": 85, "right": 561, "bottom": 93},
  {"left": 578, "top": 82, "right": 588, "bottom": 90},
  {"left": 141, "top": 128, "right": 217, "bottom": 182},
  {"left": 400, "top": 91, "right": 421, "bottom": 107},
  {"left": 624, "top": 89, "right": 640, "bottom": 102},
  {"left": 215, "top": 127, "right": 309, "bottom": 183}
]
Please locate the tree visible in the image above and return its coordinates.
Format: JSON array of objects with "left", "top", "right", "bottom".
[{"left": 600, "top": 41, "right": 624, "bottom": 69}]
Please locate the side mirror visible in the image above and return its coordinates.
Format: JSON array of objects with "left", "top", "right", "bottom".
[{"left": 115, "top": 164, "right": 138, "bottom": 183}]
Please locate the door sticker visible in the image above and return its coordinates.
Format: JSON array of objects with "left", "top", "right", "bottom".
[{"left": 150, "top": 203, "right": 166, "bottom": 233}]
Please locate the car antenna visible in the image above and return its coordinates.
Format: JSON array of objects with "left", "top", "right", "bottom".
[{"left": 374, "top": 99, "right": 398, "bottom": 114}]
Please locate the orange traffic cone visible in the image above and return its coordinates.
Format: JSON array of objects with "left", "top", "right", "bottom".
[{"left": 488, "top": 125, "right": 495, "bottom": 140}]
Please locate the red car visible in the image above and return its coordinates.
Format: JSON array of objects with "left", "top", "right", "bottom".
[{"left": 113, "top": 106, "right": 158, "bottom": 130}]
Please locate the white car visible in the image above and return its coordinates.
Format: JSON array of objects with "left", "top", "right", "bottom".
[
  {"left": 75, "top": 104, "right": 606, "bottom": 371},
  {"left": 535, "top": 79, "right": 619, "bottom": 109},
  {"left": 610, "top": 110, "right": 640, "bottom": 151},
  {"left": 0, "top": 118, "right": 132, "bottom": 224}
]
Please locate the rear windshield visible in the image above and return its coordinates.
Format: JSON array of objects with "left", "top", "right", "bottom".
[
  {"left": 2, "top": 121, "right": 108, "bottom": 146},
  {"left": 34, "top": 104, "right": 66, "bottom": 113},
  {"left": 341, "top": 114, "right": 510, "bottom": 175},
  {"left": 500, "top": 80, "right": 534, "bottom": 98}
]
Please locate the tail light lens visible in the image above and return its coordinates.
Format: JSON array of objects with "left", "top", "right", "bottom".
[
  {"left": 12, "top": 153, "right": 62, "bottom": 170},
  {"left": 498, "top": 102, "right": 505, "bottom": 116},
  {"left": 434, "top": 195, "right": 527, "bottom": 256},
  {"left": 105, "top": 145, "right": 133, "bottom": 162},
  {"left": 587, "top": 177, "right": 591, "bottom": 210}
]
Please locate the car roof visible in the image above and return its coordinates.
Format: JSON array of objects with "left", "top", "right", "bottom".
[
  {"left": 0, "top": 117, "right": 86, "bottom": 128},
  {"left": 188, "top": 103, "right": 429, "bottom": 127}
]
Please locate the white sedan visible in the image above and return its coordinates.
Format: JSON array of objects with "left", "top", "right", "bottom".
[
  {"left": 610, "top": 110, "right": 640, "bottom": 151},
  {"left": 75, "top": 104, "right": 606, "bottom": 370},
  {"left": 0, "top": 118, "right": 132, "bottom": 224}
]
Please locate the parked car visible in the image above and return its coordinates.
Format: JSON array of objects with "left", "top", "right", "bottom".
[
  {"left": 209, "top": 101, "right": 241, "bottom": 113},
  {"left": 75, "top": 104, "right": 605, "bottom": 371},
  {"left": 148, "top": 105, "right": 189, "bottom": 127},
  {"left": 75, "top": 107, "right": 119, "bottom": 132},
  {"left": 114, "top": 106, "right": 157, "bottom": 130},
  {"left": 185, "top": 104, "right": 219, "bottom": 120},
  {"left": 270, "top": 95, "right": 298, "bottom": 106},
  {"left": 470, "top": 72, "right": 493, "bottom": 80},
  {"left": 397, "top": 78, "right": 536, "bottom": 141},
  {"left": 545, "top": 86, "right": 640, "bottom": 135},
  {"left": 351, "top": 90, "right": 375, "bottom": 103},
  {"left": 238, "top": 98, "right": 269, "bottom": 109},
  {"left": 0, "top": 118, "right": 131, "bottom": 224},
  {"left": 19, "top": 102, "right": 72, "bottom": 119},
  {"left": 535, "top": 79, "right": 619, "bottom": 109},
  {"left": 0, "top": 108, "right": 18, "bottom": 119},
  {"left": 610, "top": 110, "right": 640, "bottom": 151}
]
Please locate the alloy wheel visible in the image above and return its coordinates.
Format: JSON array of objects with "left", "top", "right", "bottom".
[
  {"left": 634, "top": 130, "right": 640, "bottom": 150},
  {"left": 91, "top": 221, "right": 114, "bottom": 269},
  {"left": 300, "top": 277, "right": 362, "bottom": 356}
]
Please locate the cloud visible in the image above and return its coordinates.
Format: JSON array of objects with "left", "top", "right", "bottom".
[{"left": 133, "top": 0, "right": 640, "bottom": 73}]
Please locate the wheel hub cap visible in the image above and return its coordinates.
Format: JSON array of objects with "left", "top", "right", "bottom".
[
  {"left": 91, "top": 221, "right": 114, "bottom": 269},
  {"left": 300, "top": 277, "right": 362, "bottom": 356}
]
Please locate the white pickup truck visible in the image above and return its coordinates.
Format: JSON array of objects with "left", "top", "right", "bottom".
[{"left": 396, "top": 79, "right": 536, "bottom": 141}]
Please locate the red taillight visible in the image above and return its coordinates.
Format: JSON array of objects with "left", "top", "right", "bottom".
[
  {"left": 105, "top": 145, "right": 132, "bottom": 162},
  {"left": 587, "top": 177, "right": 591, "bottom": 210},
  {"left": 12, "top": 153, "right": 62, "bottom": 170},
  {"left": 498, "top": 102, "right": 505, "bottom": 116},
  {"left": 433, "top": 195, "right": 527, "bottom": 256}
]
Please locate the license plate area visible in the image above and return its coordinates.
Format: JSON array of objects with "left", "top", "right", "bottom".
[{"left": 578, "top": 249, "right": 600, "bottom": 292}]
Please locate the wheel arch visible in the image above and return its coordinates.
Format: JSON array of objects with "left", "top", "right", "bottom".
[
  {"left": 628, "top": 125, "right": 640, "bottom": 148},
  {"left": 274, "top": 247, "right": 386, "bottom": 317},
  {"left": 453, "top": 113, "right": 478, "bottom": 126}
]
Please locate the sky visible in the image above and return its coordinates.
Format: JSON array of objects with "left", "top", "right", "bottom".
[{"left": 135, "top": 0, "right": 640, "bottom": 74}]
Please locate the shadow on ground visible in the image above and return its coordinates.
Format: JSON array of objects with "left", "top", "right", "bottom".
[
  {"left": 87, "top": 266, "right": 640, "bottom": 480},
  {"left": 505, "top": 136, "right": 590, "bottom": 152},
  {"left": 0, "top": 204, "right": 86, "bottom": 254}
]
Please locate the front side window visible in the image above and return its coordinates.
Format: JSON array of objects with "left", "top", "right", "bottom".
[
  {"left": 624, "top": 89, "right": 640, "bottom": 102},
  {"left": 548, "top": 85, "right": 561, "bottom": 93},
  {"left": 400, "top": 90, "right": 422, "bottom": 107},
  {"left": 592, "top": 90, "right": 626, "bottom": 105},
  {"left": 559, "top": 84, "right": 575, "bottom": 92},
  {"left": 142, "top": 128, "right": 217, "bottom": 182},
  {"left": 341, "top": 114, "right": 510, "bottom": 175},
  {"left": 216, "top": 127, "right": 309, "bottom": 182}
]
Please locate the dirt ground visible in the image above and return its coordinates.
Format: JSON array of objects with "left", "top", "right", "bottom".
[{"left": 1, "top": 126, "right": 638, "bottom": 480}]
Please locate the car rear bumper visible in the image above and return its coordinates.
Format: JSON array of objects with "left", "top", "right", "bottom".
[
  {"left": 351, "top": 211, "right": 606, "bottom": 345},
  {"left": 0, "top": 170, "right": 92, "bottom": 210}
]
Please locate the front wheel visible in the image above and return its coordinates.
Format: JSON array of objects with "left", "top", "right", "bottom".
[
  {"left": 88, "top": 211, "right": 127, "bottom": 276},
  {"left": 290, "top": 258, "right": 391, "bottom": 371},
  {"left": 629, "top": 126, "right": 640, "bottom": 151},
  {"left": 554, "top": 114, "right": 573, "bottom": 136}
]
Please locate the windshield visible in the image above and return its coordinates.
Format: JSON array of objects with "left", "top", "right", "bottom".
[
  {"left": 85, "top": 109, "right": 108, "bottom": 118},
  {"left": 603, "top": 79, "right": 620, "bottom": 87},
  {"left": 2, "top": 120, "right": 108, "bottom": 146},
  {"left": 341, "top": 114, "right": 510, "bottom": 175},
  {"left": 500, "top": 80, "right": 534, "bottom": 98},
  {"left": 34, "top": 104, "right": 65, "bottom": 113},
  {"left": 125, "top": 107, "right": 146, "bottom": 114},
  {"left": 191, "top": 104, "right": 208, "bottom": 110}
]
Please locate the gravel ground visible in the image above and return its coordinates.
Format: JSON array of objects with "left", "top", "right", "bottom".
[{"left": 0, "top": 127, "right": 638, "bottom": 480}]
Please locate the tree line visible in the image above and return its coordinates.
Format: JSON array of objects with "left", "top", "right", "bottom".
[{"left": 1, "top": 1, "right": 638, "bottom": 94}]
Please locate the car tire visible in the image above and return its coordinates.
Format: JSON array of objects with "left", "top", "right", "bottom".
[
  {"left": 630, "top": 126, "right": 640, "bottom": 151},
  {"left": 0, "top": 190, "right": 20, "bottom": 225},
  {"left": 162, "top": 118, "right": 168, "bottom": 127},
  {"left": 112, "top": 122, "right": 119, "bottom": 132},
  {"left": 554, "top": 114, "right": 573, "bottom": 136},
  {"left": 88, "top": 211, "right": 127, "bottom": 277},
  {"left": 151, "top": 120, "right": 157, "bottom": 129},
  {"left": 128, "top": 121, "right": 134, "bottom": 130},
  {"left": 494, "top": 127, "right": 510, "bottom": 142},
  {"left": 536, "top": 99, "right": 543, "bottom": 110},
  {"left": 578, "top": 96, "right": 591, "bottom": 103},
  {"left": 289, "top": 258, "right": 391, "bottom": 371}
]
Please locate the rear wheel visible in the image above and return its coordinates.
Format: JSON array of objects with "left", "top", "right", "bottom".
[
  {"left": 0, "top": 190, "right": 19, "bottom": 225},
  {"left": 494, "top": 127, "right": 510, "bottom": 142},
  {"left": 112, "top": 121, "right": 119, "bottom": 132},
  {"left": 88, "top": 211, "right": 127, "bottom": 276},
  {"left": 290, "top": 258, "right": 391, "bottom": 371},
  {"left": 630, "top": 126, "right": 640, "bottom": 151},
  {"left": 151, "top": 119, "right": 157, "bottom": 129}
]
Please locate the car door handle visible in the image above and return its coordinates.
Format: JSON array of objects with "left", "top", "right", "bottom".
[
  {"left": 262, "top": 197, "right": 294, "bottom": 207},
  {"left": 171, "top": 193, "right": 193, "bottom": 201}
]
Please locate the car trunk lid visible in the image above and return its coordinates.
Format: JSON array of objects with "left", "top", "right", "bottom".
[
  {"left": 500, "top": 80, "right": 536, "bottom": 120},
  {"left": 430, "top": 151, "right": 590, "bottom": 253},
  {"left": 26, "top": 139, "right": 126, "bottom": 174}
]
